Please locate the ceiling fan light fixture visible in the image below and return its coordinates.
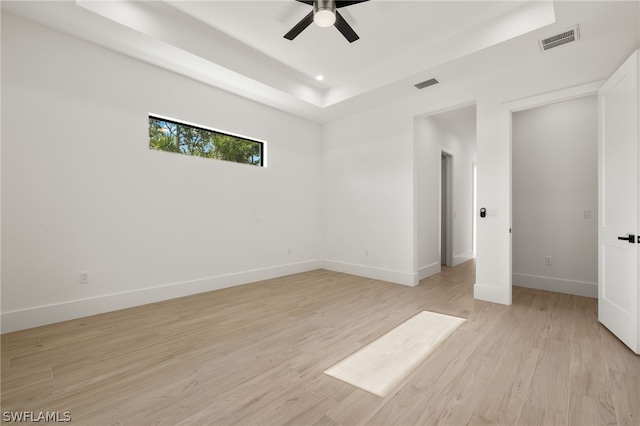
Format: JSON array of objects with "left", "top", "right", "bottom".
[
  {"left": 314, "top": 10, "right": 335, "bottom": 27},
  {"left": 284, "top": 0, "right": 366, "bottom": 42},
  {"left": 313, "top": 0, "right": 336, "bottom": 27}
]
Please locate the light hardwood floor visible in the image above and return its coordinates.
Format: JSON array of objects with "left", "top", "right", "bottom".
[{"left": 2, "top": 261, "right": 639, "bottom": 425}]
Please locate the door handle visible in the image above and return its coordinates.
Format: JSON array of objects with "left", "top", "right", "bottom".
[{"left": 617, "top": 234, "right": 636, "bottom": 243}]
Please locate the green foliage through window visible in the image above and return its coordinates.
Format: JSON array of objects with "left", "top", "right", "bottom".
[{"left": 149, "top": 115, "right": 263, "bottom": 167}]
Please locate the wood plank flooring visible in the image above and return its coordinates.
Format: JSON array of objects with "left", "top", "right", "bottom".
[{"left": 2, "top": 261, "right": 639, "bottom": 425}]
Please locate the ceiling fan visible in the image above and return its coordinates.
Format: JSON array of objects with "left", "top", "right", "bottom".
[{"left": 284, "top": 0, "right": 370, "bottom": 43}]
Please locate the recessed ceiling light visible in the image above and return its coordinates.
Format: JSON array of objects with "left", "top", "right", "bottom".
[{"left": 316, "top": 75, "right": 324, "bottom": 81}]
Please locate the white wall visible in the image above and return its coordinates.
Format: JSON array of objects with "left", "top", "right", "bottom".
[
  {"left": 512, "top": 95, "right": 598, "bottom": 297},
  {"left": 416, "top": 107, "right": 477, "bottom": 281},
  {"left": 1, "top": 15, "right": 323, "bottom": 332},
  {"left": 322, "top": 103, "right": 417, "bottom": 285},
  {"left": 415, "top": 117, "right": 440, "bottom": 280}
]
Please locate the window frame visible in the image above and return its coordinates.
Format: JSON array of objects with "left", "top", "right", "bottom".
[{"left": 148, "top": 114, "right": 266, "bottom": 167}]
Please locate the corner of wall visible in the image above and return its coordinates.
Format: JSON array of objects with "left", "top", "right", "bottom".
[
  {"left": 453, "top": 252, "right": 474, "bottom": 267},
  {"left": 322, "top": 260, "right": 418, "bottom": 287},
  {"left": 418, "top": 262, "right": 441, "bottom": 281}
]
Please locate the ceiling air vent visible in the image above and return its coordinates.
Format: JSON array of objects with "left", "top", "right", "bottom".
[
  {"left": 539, "top": 25, "right": 580, "bottom": 52},
  {"left": 414, "top": 78, "right": 439, "bottom": 90}
]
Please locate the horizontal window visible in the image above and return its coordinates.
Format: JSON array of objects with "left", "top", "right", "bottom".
[{"left": 149, "top": 115, "right": 264, "bottom": 167}]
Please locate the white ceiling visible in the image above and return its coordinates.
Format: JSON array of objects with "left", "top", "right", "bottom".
[
  {"left": 169, "top": 1, "right": 527, "bottom": 87},
  {"left": 2, "top": 1, "right": 639, "bottom": 123}
]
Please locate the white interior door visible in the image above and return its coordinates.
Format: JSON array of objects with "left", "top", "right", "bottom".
[{"left": 598, "top": 50, "right": 640, "bottom": 354}]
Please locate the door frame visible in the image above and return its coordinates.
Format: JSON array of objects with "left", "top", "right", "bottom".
[
  {"left": 440, "top": 149, "right": 454, "bottom": 266},
  {"left": 472, "top": 161, "right": 477, "bottom": 258}
]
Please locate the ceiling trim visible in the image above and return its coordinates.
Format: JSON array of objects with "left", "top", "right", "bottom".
[{"left": 74, "top": 0, "right": 555, "bottom": 116}]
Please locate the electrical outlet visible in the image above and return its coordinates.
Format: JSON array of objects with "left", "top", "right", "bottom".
[
  {"left": 79, "top": 272, "right": 89, "bottom": 284},
  {"left": 584, "top": 209, "right": 592, "bottom": 219},
  {"left": 544, "top": 256, "right": 552, "bottom": 266},
  {"left": 365, "top": 248, "right": 369, "bottom": 256},
  {"left": 287, "top": 247, "right": 292, "bottom": 255}
]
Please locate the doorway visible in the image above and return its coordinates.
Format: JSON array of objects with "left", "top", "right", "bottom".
[
  {"left": 511, "top": 94, "right": 598, "bottom": 298},
  {"left": 414, "top": 103, "right": 477, "bottom": 281},
  {"left": 441, "top": 151, "right": 453, "bottom": 266}
]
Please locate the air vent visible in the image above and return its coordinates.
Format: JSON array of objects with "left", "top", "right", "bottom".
[
  {"left": 414, "top": 78, "right": 439, "bottom": 90},
  {"left": 539, "top": 25, "right": 580, "bottom": 51}
]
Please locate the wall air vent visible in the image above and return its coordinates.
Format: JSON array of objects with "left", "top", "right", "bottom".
[
  {"left": 539, "top": 25, "right": 580, "bottom": 52},
  {"left": 414, "top": 78, "right": 439, "bottom": 90}
]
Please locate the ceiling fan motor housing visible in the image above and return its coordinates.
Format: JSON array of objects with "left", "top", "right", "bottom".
[{"left": 314, "top": 0, "right": 336, "bottom": 27}]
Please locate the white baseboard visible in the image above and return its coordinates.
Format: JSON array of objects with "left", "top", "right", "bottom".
[
  {"left": 452, "top": 252, "right": 474, "bottom": 267},
  {"left": 418, "top": 263, "right": 441, "bottom": 281},
  {"left": 322, "top": 260, "right": 418, "bottom": 287},
  {"left": 1, "top": 260, "right": 323, "bottom": 333},
  {"left": 512, "top": 273, "right": 597, "bottom": 298},
  {"left": 474, "top": 282, "right": 511, "bottom": 305}
]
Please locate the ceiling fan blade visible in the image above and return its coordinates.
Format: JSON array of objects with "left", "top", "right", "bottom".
[
  {"left": 294, "top": 0, "right": 315, "bottom": 4},
  {"left": 335, "top": 0, "right": 369, "bottom": 8},
  {"left": 284, "top": 11, "right": 314, "bottom": 40},
  {"left": 334, "top": 10, "right": 359, "bottom": 42}
]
